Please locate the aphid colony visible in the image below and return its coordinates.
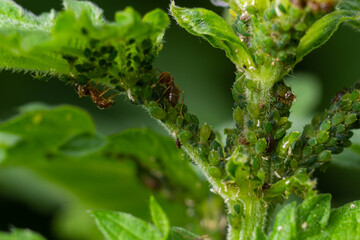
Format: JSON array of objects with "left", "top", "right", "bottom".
[
  {"left": 59, "top": 32, "right": 161, "bottom": 109},
  {"left": 225, "top": 76, "right": 297, "bottom": 193},
  {"left": 232, "top": 0, "right": 334, "bottom": 68},
  {"left": 294, "top": 83, "right": 360, "bottom": 170}
]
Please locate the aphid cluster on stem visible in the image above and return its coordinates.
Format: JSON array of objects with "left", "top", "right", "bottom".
[
  {"left": 293, "top": 82, "right": 360, "bottom": 172},
  {"left": 231, "top": 0, "right": 333, "bottom": 69}
]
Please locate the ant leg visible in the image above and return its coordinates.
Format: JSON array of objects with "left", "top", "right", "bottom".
[
  {"left": 156, "top": 85, "right": 171, "bottom": 103},
  {"left": 99, "top": 87, "right": 113, "bottom": 97},
  {"left": 180, "top": 90, "right": 185, "bottom": 119},
  {"left": 108, "top": 92, "right": 120, "bottom": 100}
]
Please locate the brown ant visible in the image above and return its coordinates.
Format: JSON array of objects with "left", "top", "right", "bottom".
[
  {"left": 176, "top": 138, "right": 182, "bottom": 149},
  {"left": 156, "top": 71, "right": 185, "bottom": 118},
  {"left": 74, "top": 83, "right": 117, "bottom": 109}
]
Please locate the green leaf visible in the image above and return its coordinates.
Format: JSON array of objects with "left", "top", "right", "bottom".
[
  {"left": 0, "top": 0, "right": 169, "bottom": 82},
  {"left": 170, "top": 2, "right": 254, "bottom": 68},
  {"left": 143, "top": 9, "right": 170, "bottom": 44},
  {"left": 267, "top": 195, "right": 360, "bottom": 240},
  {"left": 269, "top": 202, "right": 296, "bottom": 240},
  {"left": 167, "top": 227, "right": 200, "bottom": 240},
  {"left": 90, "top": 210, "right": 162, "bottom": 240},
  {"left": 297, "top": 10, "right": 359, "bottom": 61},
  {"left": 150, "top": 196, "right": 170, "bottom": 238},
  {"left": 63, "top": 0, "right": 104, "bottom": 25},
  {"left": 59, "top": 132, "right": 107, "bottom": 157},
  {"left": 0, "top": 228, "right": 46, "bottom": 240},
  {"left": 0, "top": 105, "right": 207, "bottom": 239},
  {"left": 324, "top": 200, "right": 360, "bottom": 239},
  {"left": 296, "top": 194, "right": 331, "bottom": 239}
]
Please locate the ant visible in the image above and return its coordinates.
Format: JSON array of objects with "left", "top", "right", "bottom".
[
  {"left": 74, "top": 83, "right": 117, "bottom": 109},
  {"left": 156, "top": 70, "right": 185, "bottom": 118}
]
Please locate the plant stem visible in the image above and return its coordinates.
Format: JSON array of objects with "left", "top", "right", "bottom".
[{"left": 227, "top": 198, "right": 270, "bottom": 240}]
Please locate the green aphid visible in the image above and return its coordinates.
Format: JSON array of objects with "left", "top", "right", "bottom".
[
  {"left": 340, "top": 99, "right": 353, "bottom": 111},
  {"left": 75, "top": 62, "right": 94, "bottom": 73},
  {"left": 166, "top": 108, "right": 178, "bottom": 123},
  {"left": 277, "top": 51, "right": 288, "bottom": 61},
  {"left": 308, "top": 137, "right": 317, "bottom": 146},
  {"left": 233, "top": 107, "right": 244, "bottom": 124},
  {"left": 281, "top": 20, "right": 291, "bottom": 32},
  {"left": 208, "top": 166, "right": 221, "bottom": 178},
  {"left": 251, "top": 156, "right": 260, "bottom": 171},
  {"left": 264, "top": 8, "right": 277, "bottom": 21},
  {"left": 271, "top": 22, "right": 280, "bottom": 31},
  {"left": 210, "top": 140, "right": 222, "bottom": 151},
  {"left": 277, "top": 117, "right": 288, "bottom": 126},
  {"left": 247, "top": 131, "right": 257, "bottom": 144},
  {"left": 246, "top": 5, "right": 258, "bottom": 15},
  {"left": 233, "top": 77, "right": 245, "bottom": 93},
  {"left": 344, "top": 113, "right": 357, "bottom": 125},
  {"left": 343, "top": 139, "right": 352, "bottom": 147},
  {"left": 148, "top": 102, "right": 166, "bottom": 120},
  {"left": 351, "top": 90, "right": 359, "bottom": 101},
  {"left": 255, "top": 53, "right": 265, "bottom": 65},
  {"left": 332, "top": 112, "right": 346, "bottom": 125},
  {"left": 278, "top": 4, "right": 287, "bottom": 13},
  {"left": 325, "top": 137, "right": 337, "bottom": 148},
  {"left": 303, "top": 155, "right": 317, "bottom": 166},
  {"left": 247, "top": 103, "right": 260, "bottom": 118},
  {"left": 303, "top": 146, "right": 313, "bottom": 157},
  {"left": 294, "top": 22, "right": 307, "bottom": 32},
  {"left": 320, "top": 119, "right": 331, "bottom": 131},
  {"left": 259, "top": 22, "right": 271, "bottom": 35},
  {"left": 177, "top": 130, "right": 192, "bottom": 143},
  {"left": 352, "top": 102, "right": 360, "bottom": 111},
  {"left": 262, "top": 37, "right": 275, "bottom": 48},
  {"left": 274, "top": 128, "right": 286, "bottom": 140},
  {"left": 244, "top": 79, "right": 257, "bottom": 91},
  {"left": 316, "top": 131, "right": 329, "bottom": 144},
  {"left": 200, "top": 123, "right": 212, "bottom": 142},
  {"left": 270, "top": 110, "right": 281, "bottom": 123},
  {"left": 264, "top": 122, "right": 273, "bottom": 134},
  {"left": 233, "top": 203, "right": 244, "bottom": 215},
  {"left": 318, "top": 150, "right": 332, "bottom": 162},
  {"left": 336, "top": 124, "right": 345, "bottom": 133},
  {"left": 83, "top": 48, "right": 92, "bottom": 58},
  {"left": 176, "top": 116, "right": 184, "bottom": 128},
  {"left": 143, "top": 85, "right": 153, "bottom": 100},
  {"left": 131, "top": 86, "right": 143, "bottom": 98},
  {"left": 313, "top": 144, "right": 324, "bottom": 154},
  {"left": 289, "top": 6, "right": 302, "bottom": 19},
  {"left": 141, "top": 38, "right": 153, "bottom": 50},
  {"left": 197, "top": 144, "right": 209, "bottom": 158},
  {"left": 279, "top": 33, "right": 292, "bottom": 48},
  {"left": 209, "top": 150, "right": 220, "bottom": 166},
  {"left": 329, "top": 145, "right": 344, "bottom": 154},
  {"left": 255, "top": 138, "right": 267, "bottom": 154},
  {"left": 235, "top": 19, "right": 250, "bottom": 37}
]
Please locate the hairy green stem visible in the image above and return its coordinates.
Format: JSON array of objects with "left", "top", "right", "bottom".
[{"left": 227, "top": 198, "right": 270, "bottom": 240}]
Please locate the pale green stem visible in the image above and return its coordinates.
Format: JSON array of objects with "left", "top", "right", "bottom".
[{"left": 228, "top": 198, "right": 269, "bottom": 240}]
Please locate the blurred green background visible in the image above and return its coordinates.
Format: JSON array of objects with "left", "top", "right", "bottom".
[{"left": 0, "top": 0, "right": 359, "bottom": 239}]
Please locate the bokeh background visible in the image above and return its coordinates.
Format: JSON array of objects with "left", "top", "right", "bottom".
[{"left": 0, "top": 0, "right": 359, "bottom": 239}]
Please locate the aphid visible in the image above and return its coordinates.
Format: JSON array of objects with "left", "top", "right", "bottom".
[
  {"left": 331, "top": 88, "right": 347, "bottom": 104},
  {"left": 157, "top": 71, "right": 185, "bottom": 117},
  {"left": 176, "top": 138, "right": 182, "bottom": 149}
]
